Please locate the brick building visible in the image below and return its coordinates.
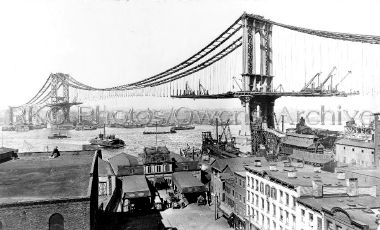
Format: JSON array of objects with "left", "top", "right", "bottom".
[{"left": 0, "top": 150, "right": 99, "bottom": 230}]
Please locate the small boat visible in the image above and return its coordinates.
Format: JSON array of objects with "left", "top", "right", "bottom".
[
  {"left": 48, "top": 132, "right": 70, "bottom": 139},
  {"left": 89, "top": 125, "right": 125, "bottom": 149},
  {"left": 171, "top": 125, "right": 195, "bottom": 130},
  {"left": 143, "top": 127, "right": 176, "bottom": 135}
]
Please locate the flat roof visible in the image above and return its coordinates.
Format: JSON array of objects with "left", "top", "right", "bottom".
[
  {"left": 0, "top": 151, "right": 94, "bottom": 205},
  {"left": 172, "top": 171, "right": 206, "bottom": 193},
  {"left": 245, "top": 162, "right": 379, "bottom": 189},
  {"left": 335, "top": 138, "right": 375, "bottom": 149},
  {"left": 121, "top": 175, "right": 150, "bottom": 198}
]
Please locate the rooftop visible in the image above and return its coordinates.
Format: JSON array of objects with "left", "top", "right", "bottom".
[
  {"left": 299, "top": 195, "right": 380, "bottom": 229},
  {"left": 245, "top": 162, "right": 379, "bottom": 189},
  {"left": 211, "top": 156, "right": 268, "bottom": 173},
  {"left": 0, "top": 151, "right": 94, "bottom": 205},
  {"left": 98, "top": 157, "right": 115, "bottom": 177},
  {"left": 335, "top": 138, "right": 375, "bottom": 149},
  {"left": 108, "top": 153, "right": 141, "bottom": 175}
]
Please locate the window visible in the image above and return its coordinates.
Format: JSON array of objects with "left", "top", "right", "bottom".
[
  {"left": 251, "top": 192, "right": 254, "bottom": 204},
  {"left": 301, "top": 209, "right": 305, "bottom": 222},
  {"left": 49, "top": 213, "right": 64, "bottom": 230},
  {"left": 272, "top": 203, "right": 276, "bottom": 217},
  {"left": 261, "top": 214, "right": 264, "bottom": 226},
  {"left": 261, "top": 198, "right": 264, "bottom": 210},
  {"left": 247, "top": 191, "right": 250, "bottom": 202},
  {"left": 239, "top": 179, "right": 242, "bottom": 187},
  {"left": 272, "top": 221, "right": 276, "bottom": 230},
  {"left": 147, "top": 165, "right": 152, "bottom": 173},
  {"left": 156, "top": 165, "right": 162, "bottom": 173},
  {"left": 260, "top": 182, "right": 264, "bottom": 194},
  {"left": 239, "top": 194, "right": 242, "bottom": 201},
  {"left": 309, "top": 213, "right": 314, "bottom": 223},
  {"left": 165, "top": 164, "right": 171, "bottom": 172},
  {"left": 292, "top": 214, "right": 296, "bottom": 227},
  {"left": 247, "top": 176, "right": 250, "bottom": 187},
  {"left": 243, "top": 196, "right": 245, "bottom": 204},
  {"left": 317, "top": 217, "right": 322, "bottom": 230},
  {"left": 285, "top": 193, "right": 289, "bottom": 206},
  {"left": 361, "top": 149, "right": 364, "bottom": 153},
  {"left": 271, "top": 187, "right": 277, "bottom": 199},
  {"left": 255, "top": 179, "right": 259, "bottom": 191},
  {"left": 292, "top": 196, "right": 296, "bottom": 209},
  {"left": 251, "top": 177, "right": 254, "bottom": 188},
  {"left": 285, "top": 211, "right": 289, "bottom": 225},
  {"left": 255, "top": 195, "right": 259, "bottom": 207},
  {"left": 280, "top": 208, "right": 283, "bottom": 222},
  {"left": 279, "top": 190, "right": 283, "bottom": 203},
  {"left": 99, "top": 182, "right": 107, "bottom": 195},
  {"left": 352, "top": 148, "right": 354, "bottom": 151},
  {"left": 265, "top": 184, "right": 270, "bottom": 196}
]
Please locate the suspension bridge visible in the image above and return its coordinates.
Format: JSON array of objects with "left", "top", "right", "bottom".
[{"left": 7, "top": 12, "right": 380, "bottom": 153}]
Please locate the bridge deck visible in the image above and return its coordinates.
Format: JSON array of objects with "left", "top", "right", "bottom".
[{"left": 171, "top": 91, "right": 352, "bottom": 99}]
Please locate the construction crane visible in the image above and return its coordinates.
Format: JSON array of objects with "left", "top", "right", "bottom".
[
  {"left": 316, "top": 66, "right": 337, "bottom": 92},
  {"left": 334, "top": 71, "right": 352, "bottom": 91},
  {"left": 301, "top": 72, "right": 322, "bottom": 92}
]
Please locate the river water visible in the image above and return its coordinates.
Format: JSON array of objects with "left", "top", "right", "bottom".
[
  {"left": 1, "top": 125, "right": 242, "bottom": 159},
  {"left": 0, "top": 123, "right": 344, "bottom": 160}
]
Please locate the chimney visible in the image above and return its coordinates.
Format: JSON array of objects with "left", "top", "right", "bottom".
[
  {"left": 288, "top": 171, "right": 297, "bottom": 178},
  {"left": 312, "top": 180, "right": 323, "bottom": 197},
  {"left": 254, "top": 159, "right": 262, "bottom": 167},
  {"left": 337, "top": 171, "right": 346, "bottom": 180},
  {"left": 269, "top": 164, "right": 277, "bottom": 171},
  {"left": 346, "top": 177, "right": 359, "bottom": 196}
]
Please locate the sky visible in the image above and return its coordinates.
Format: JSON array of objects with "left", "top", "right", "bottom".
[{"left": 1, "top": 0, "right": 380, "bottom": 112}]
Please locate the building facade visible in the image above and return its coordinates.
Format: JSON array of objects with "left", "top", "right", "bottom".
[{"left": 335, "top": 139, "right": 375, "bottom": 167}]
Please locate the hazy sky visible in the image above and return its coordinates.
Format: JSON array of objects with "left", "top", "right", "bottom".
[{"left": 1, "top": 0, "right": 380, "bottom": 111}]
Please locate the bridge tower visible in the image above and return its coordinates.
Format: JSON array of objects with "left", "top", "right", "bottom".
[
  {"left": 240, "top": 14, "right": 276, "bottom": 155},
  {"left": 47, "top": 73, "right": 82, "bottom": 125}
]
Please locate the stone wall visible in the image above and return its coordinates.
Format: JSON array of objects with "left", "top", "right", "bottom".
[{"left": 0, "top": 198, "right": 91, "bottom": 230}]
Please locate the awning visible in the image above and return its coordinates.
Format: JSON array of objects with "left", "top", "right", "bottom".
[
  {"left": 121, "top": 175, "right": 151, "bottom": 199},
  {"left": 172, "top": 172, "right": 206, "bottom": 193},
  {"left": 219, "top": 203, "right": 233, "bottom": 218}
]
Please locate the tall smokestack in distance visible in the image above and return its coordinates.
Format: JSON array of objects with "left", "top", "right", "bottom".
[
  {"left": 374, "top": 113, "right": 380, "bottom": 167},
  {"left": 95, "top": 105, "right": 100, "bottom": 124}
]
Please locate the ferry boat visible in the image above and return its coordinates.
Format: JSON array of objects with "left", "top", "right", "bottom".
[{"left": 89, "top": 125, "right": 125, "bottom": 149}]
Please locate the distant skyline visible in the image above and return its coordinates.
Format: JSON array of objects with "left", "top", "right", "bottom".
[{"left": 1, "top": 0, "right": 380, "bottom": 110}]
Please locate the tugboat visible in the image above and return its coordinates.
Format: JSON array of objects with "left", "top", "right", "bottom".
[
  {"left": 48, "top": 132, "right": 70, "bottom": 139},
  {"left": 89, "top": 125, "right": 125, "bottom": 148}
]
